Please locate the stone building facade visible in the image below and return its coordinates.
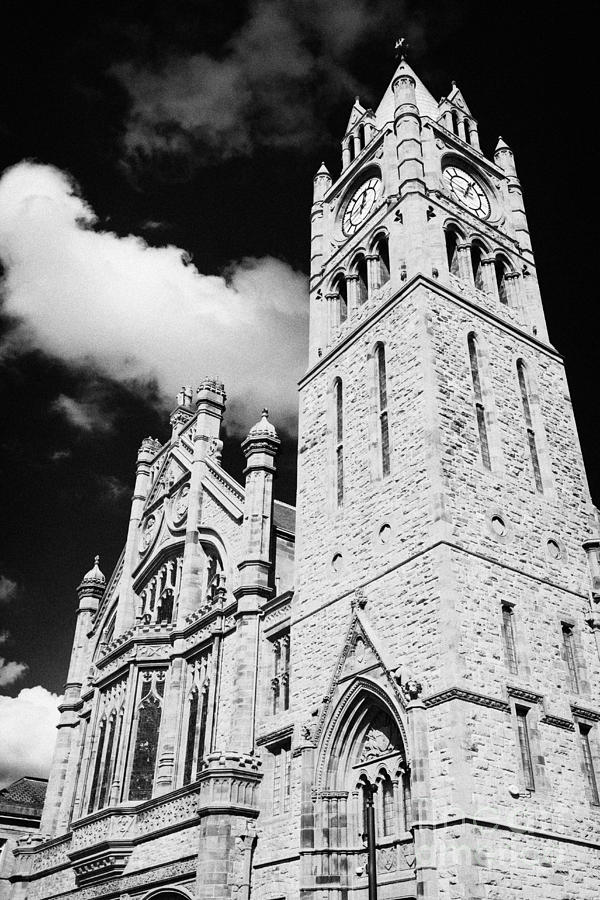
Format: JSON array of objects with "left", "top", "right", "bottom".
[{"left": 9, "top": 58, "right": 600, "bottom": 900}]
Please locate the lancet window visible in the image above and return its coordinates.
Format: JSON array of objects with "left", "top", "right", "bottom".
[
  {"left": 502, "top": 603, "right": 518, "bottom": 675},
  {"left": 561, "top": 623, "right": 579, "bottom": 694},
  {"left": 271, "top": 740, "right": 292, "bottom": 815},
  {"left": 495, "top": 256, "right": 509, "bottom": 305},
  {"left": 470, "top": 241, "right": 485, "bottom": 291},
  {"left": 445, "top": 228, "right": 460, "bottom": 277},
  {"left": 86, "top": 676, "right": 127, "bottom": 813},
  {"left": 182, "top": 651, "right": 211, "bottom": 784},
  {"left": 467, "top": 333, "right": 491, "bottom": 470},
  {"left": 579, "top": 724, "right": 600, "bottom": 805},
  {"left": 270, "top": 630, "right": 290, "bottom": 714},
  {"left": 333, "top": 274, "right": 348, "bottom": 324},
  {"left": 354, "top": 255, "right": 368, "bottom": 305},
  {"left": 373, "top": 234, "right": 390, "bottom": 287},
  {"left": 128, "top": 669, "right": 165, "bottom": 801},
  {"left": 515, "top": 706, "right": 535, "bottom": 791},
  {"left": 334, "top": 379, "right": 344, "bottom": 506},
  {"left": 375, "top": 343, "right": 391, "bottom": 477},
  {"left": 517, "top": 360, "right": 543, "bottom": 493}
]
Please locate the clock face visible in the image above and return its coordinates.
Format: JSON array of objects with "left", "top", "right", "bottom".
[
  {"left": 443, "top": 166, "right": 490, "bottom": 220},
  {"left": 342, "top": 177, "right": 382, "bottom": 235}
]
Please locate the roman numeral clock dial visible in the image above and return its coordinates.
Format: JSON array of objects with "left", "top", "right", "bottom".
[
  {"left": 342, "top": 177, "right": 382, "bottom": 236},
  {"left": 443, "top": 165, "right": 490, "bottom": 220}
]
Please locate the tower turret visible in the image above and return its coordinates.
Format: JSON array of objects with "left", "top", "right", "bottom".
[
  {"left": 494, "top": 135, "right": 532, "bottom": 254},
  {"left": 39, "top": 557, "right": 105, "bottom": 835},
  {"left": 114, "top": 436, "right": 158, "bottom": 636},
  {"left": 229, "top": 409, "right": 280, "bottom": 752}
]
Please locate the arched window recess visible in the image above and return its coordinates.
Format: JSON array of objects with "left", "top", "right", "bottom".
[
  {"left": 182, "top": 654, "right": 211, "bottom": 786},
  {"left": 127, "top": 669, "right": 166, "bottom": 801},
  {"left": 351, "top": 254, "right": 369, "bottom": 305},
  {"left": 444, "top": 225, "right": 464, "bottom": 279},
  {"left": 333, "top": 378, "right": 344, "bottom": 507},
  {"left": 370, "top": 233, "right": 390, "bottom": 289},
  {"left": 494, "top": 254, "right": 512, "bottom": 306},
  {"left": 332, "top": 273, "right": 348, "bottom": 325},
  {"left": 470, "top": 240, "right": 487, "bottom": 291},
  {"left": 517, "top": 359, "right": 544, "bottom": 493}
]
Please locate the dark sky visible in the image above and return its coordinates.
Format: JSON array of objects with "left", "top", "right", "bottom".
[{"left": 0, "top": 1, "right": 596, "bottom": 698}]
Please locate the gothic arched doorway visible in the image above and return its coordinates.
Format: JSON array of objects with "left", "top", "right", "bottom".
[{"left": 314, "top": 686, "right": 416, "bottom": 896}]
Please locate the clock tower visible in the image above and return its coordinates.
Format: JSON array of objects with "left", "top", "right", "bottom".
[{"left": 293, "top": 56, "right": 600, "bottom": 898}]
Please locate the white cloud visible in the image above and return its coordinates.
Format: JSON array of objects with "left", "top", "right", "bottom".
[
  {"left": 0, "top": 657, "right": 28, "bottom": 687},
  {"left": 0, "top": 575, "right": 18, "bottom": 604},
  {"left": 52, "top": 393, "right": 112, "bottom": 433},
  {"left": 0, "top": 161, "right": 308, "bottom": 434},
  {"left": 112, "top": 0, "right": 414, "bottom": 165},
  {"left": 0, "top": 686, "right": 60, "bottom": 787}
]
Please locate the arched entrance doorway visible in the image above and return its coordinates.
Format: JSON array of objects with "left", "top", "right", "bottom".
[{"left": 313, "top": 687, "right": 416, "bottom": 898}]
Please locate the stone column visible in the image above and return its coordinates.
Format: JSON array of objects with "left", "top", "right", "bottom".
[
  {"left": 456, "top": 243, "right": 472, "bottom": 283},
  {"left": 346, "top": 274, "right": 359, "bottom": 314},
  {"left": 401, "top": 678, "right": 438, "bottom": 900},
  {"left": 393, "top": 64, "right": 426, "bottom": 277},
  {"left": 40, "top": 559, "right": 105, "bottom": 836},
  {"left": 352, "top": 132, "right": 361, "bottom": 159},
  {"left": 342, "top": 137, "right": 351, "bottom": 169},
  {"left": 325, "top": 292, "right": 339, "bottom": 339},
  {"left": 479, "top": 255, "right": 496, "bottom": 295},
  {"left": 468, "top": 120, "right": 481, "bottom": 151},
  {"left": 503, "top": 271, "right": 521, "bottom": 309},
  {"left": 230, "top": 410, "right": 280, "bottom": 753},
  {"left": 366, "top": 254, "right": 380, "bottom": 295},
  {"left": 115, "top": 438, "right": 157, "bottom": 636}
]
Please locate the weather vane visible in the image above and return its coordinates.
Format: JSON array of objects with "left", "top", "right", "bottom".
[{"left": 395, "top": 37, "right": 408, "bottom": 60}]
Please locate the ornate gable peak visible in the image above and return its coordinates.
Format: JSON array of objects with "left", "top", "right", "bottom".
[
  {"left": 308, "top": 596, "right": 406, "bottom": 749},
  {"left": 144, "top": 450, "right": 189, "bottom": 511},
  {"left": 345, "top": 96, "right": 366, "bottom": 132},
  {"left": 447, "top": 81, "right": 472, "bottom": 115}
]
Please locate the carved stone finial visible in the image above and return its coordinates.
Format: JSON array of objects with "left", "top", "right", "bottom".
[{"left": 351, "top": 588, "right": 367, "bottom": 611}]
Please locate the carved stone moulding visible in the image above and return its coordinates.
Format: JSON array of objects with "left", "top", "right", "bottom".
[{"left": 69, "top": 840, "right": 134, "bottom": 888}]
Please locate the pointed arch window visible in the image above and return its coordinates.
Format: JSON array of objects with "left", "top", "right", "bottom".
[
  {"left": 373, "top": 234, "right": 390, "bottom": 287},
  {"left": 88, "top": 719, "right": 106, "bottom": 813},
  {"left": 451, "top": 110, "right": 460, "bottom": 135},
  {"left": 495, "top": 256, "right": 509, "bottom": 305},
  {"left": 182, "top": 653, "right": 211, "bottom": 785},
  {"left": 445, "top": 229, "right": 460, "bottom": 277},
  {"left": 334, "top": 379, "right": 344, "bottom": 506},
  {"left": 470, "top": 242, "right": 485, "bottom": 291},
  {"left": 270, "top": 630, "right": 290, "bottom": 714},
  {"left": 355, "top": 255, "right": 368, "bottom": 305},
  {"left": 86, "top": 676, "right": 127, "bottom": 813},
  {"left": 358, "top": 123, "right": 366, "bottom": 150},
  {"left": 467, "top": 333, "right": 491, "bottom": 470},
  {"left": 128, "top": 671, "right": 165, "bottom": 801},
  {"left": 381, "top": 774, "right": 395, "bottom": 836},
  {"left": 333, "top": 275, "right": 348, "bottom": 324},
  {"left": 517, "top": 360, "right": 543, "bottom": 493},
  {"left": 375, "top": 344, "right": 390, "bottom": 477}
]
